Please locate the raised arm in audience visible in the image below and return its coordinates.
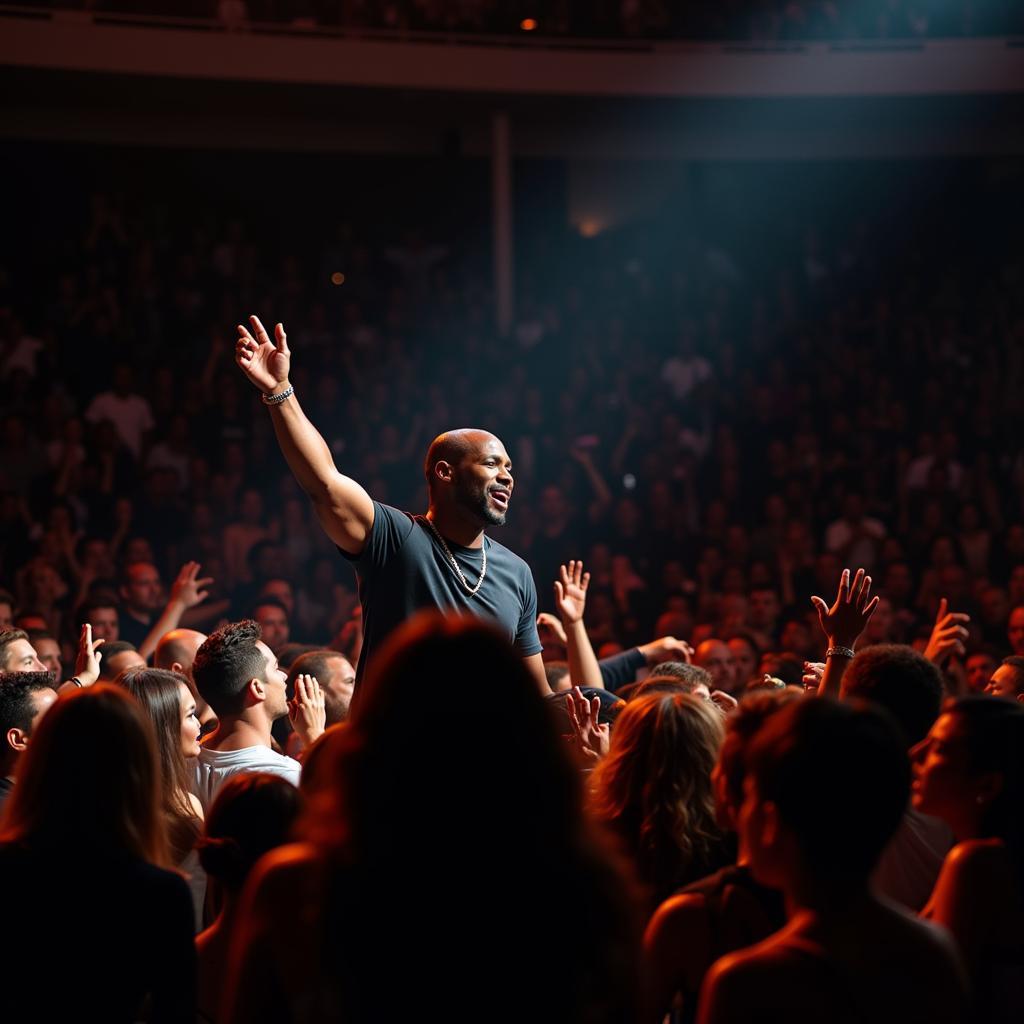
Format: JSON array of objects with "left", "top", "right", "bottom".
[
  {"left": 236, "top": 315, "right": 375, "bottom": 556},
  {"left": 556, "top": 559, "right": 605, "bottom": 689},
  {"left": 137, "top": 561, "right": 214, "bottom": 662},
  {"left": 810, "top": 567, "right": 878, "bottom": 699},
  {"left": 57, "top": 623, "right": 104, "bottom": 693}
]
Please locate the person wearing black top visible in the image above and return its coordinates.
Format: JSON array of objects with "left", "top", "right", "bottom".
[{"left": 236, "top": 315, "right": 547, "bottom": 692}]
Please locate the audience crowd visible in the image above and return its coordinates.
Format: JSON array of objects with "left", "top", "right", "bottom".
[
  {"left": 1, "top": 150, "right": 1023, "bottom": 1020},
  {"left": 21, "top": 0, "right": 1024, "bottom": 42}
]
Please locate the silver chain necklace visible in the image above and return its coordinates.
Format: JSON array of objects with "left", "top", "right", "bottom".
[{"left": 424, "top": 517, "right": 487, "bottom": 596}]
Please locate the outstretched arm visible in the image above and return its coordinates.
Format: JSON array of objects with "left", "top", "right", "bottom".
[
  {"left": 138, "top": 561, "right": 213, "bottom": 662},
  {"left": 237, "top": 316, "right": 374, "bottom": 556},
  {"left": 556, "top": 560, "right": 605, "bottom": 690}
]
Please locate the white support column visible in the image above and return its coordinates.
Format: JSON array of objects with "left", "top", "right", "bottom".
[{"left": 492, "top": 110, "right": 514, "bottom": 338}]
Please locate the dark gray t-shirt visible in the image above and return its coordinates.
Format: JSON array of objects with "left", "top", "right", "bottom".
[{"left": 343, "top": 502, "right": 542, "bottom": 682}]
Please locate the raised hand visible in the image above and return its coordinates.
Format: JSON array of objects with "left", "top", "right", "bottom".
[
  {"left": 288, "top": 674, "right": 326, "bottom": 748},
  {"left": 537, "top": 611, "right": 568, "bottom": 645},
  {"left": 565, "top": 685, "right": 610, "bottom": 764},
  {"left": 74, "top": 623, "right": 105, "bottom": 687},
  {"left": 236, "top": 314, "right": 290, "bottom": 394},
  {"left": 169, "top": 561, "right": 213, "bottom": 610},
  {"left": 638, "top": 636, "right": 694, "bottom": 666},
  {"left": 554, "top": 560, "right": 590, "bottom": 625},
  {"left": 709, "top": 689, "right": 739, "bottom": 714},
  {"left": 810, "top": 567, "right": 879, "bottom": 649},
  {"left": 923, "top": 598, "right": 970, "bottom": 665}
]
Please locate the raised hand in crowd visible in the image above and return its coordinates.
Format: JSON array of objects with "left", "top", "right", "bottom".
[
  {"left": 536, "top": 611, "right": 568, "bottom": 645},
  {"left": 289, "top": 673, "right": 326, "bottom": 750},
  {"left": 637, "top": 636, "right": 694, "bottom": 667},
  {"left": 708, "top": 689, "right": 739, "bottom": 714},
  {"left": 555, "top": 560, "right": 604, "bottom": 689},
  {"left": 236, "top": 315, "right": 291, "bottom": 394},
  {"left": 139, "top": 561, "right": 216, "bottom": 661},
  {"left": 59, "top": 622, "right": 104, "bottom": 691},
  {"left": 554, "top": 558, "right": 590, "bottom": 625},
  {"left": 170, "top": 560, "right": 214, "bottom": 611},
  {"left": 922, "top": 598, "right": 970, "bottom": 665},
  {"left": 809, "top": 567, "right": 879, "bottom": 699},
  {"left": 565, "top": 685, "right": 610, "bottom": 765}
]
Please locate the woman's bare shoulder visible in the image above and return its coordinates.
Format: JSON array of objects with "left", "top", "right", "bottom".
[
  {"left": 946, "top": 838, "right": 1008, "bottom": 870},
  {"left": 246, "top": 843, "right": 322, "bottom": 903}
]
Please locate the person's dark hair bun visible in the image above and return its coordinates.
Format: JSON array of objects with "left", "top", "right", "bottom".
[{"left": 196, "top": 835, "right": 246, "bottom": 884}]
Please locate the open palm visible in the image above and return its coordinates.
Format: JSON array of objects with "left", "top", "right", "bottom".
[
  {"left": 236, "top": 315, "right": 290, "bottom": 393},
  {"left": 811, "top": 567, "right": 879, "bottom": 649},
  {"left": 554, "top": 560, "right": 590, "bottom": 625}
]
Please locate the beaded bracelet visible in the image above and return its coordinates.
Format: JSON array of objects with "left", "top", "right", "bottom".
[
  {"left": 825, "top": 645, "right": 856, "bottom": 660},
  {"left": 262, "top": 384, "right": 295, "bottom": 406}
]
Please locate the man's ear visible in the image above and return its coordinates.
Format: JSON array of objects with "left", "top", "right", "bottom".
[
  {"left": 171, "top": 661, "right": 184, "bottom": 675},
  {"left": 6, "top": 726, "right": 29, "bottom": 753},
  {"left": 434, "top": 460, "right": 454, "bottom": 484},
  {"left": 247, "top": 677, "right": 266, "bottom": 706}
]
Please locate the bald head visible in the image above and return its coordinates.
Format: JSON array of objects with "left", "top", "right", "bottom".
[
  {"left": 424, "top": 428, "right": 513, "bottom": 527},
  {"left": 154, "top": 629, "right": 207, "bottom": 676},
  {"left": 424, "top": 429, "right": 501, "bottom": 484}
]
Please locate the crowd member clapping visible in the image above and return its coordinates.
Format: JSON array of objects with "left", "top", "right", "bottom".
[{"left": 0, "top": 685, "right": 195, "bottom": 1021}]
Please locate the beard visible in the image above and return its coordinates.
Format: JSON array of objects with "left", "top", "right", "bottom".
[{"left": 457, "top": 484, "right": 507, "bottom": 527}]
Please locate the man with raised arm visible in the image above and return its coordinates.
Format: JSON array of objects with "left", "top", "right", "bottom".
[{"left": 235, "top": 315, "right": 548, "bottom": 694}]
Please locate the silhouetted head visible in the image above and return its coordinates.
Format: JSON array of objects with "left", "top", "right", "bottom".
[
  {"left": 0, "top": 684, "right": 168, "bottom": 865},
  {"left": 743, "top": 699, "right": 908, "bottom": 888},
  {"left": 841, "top": 643, "right": 944, "bottom": 747},
  {"left": 198, "top": 772, "right": 303, "bottom": 894},
  {"left": 304, "top": 612, "right": 579, "bottom": 862}
]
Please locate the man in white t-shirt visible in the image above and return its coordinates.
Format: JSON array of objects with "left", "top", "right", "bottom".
[
  {"left": 190, "top": 619, "right": 325, "bottom": 810},
  {"left": 84, "top": 364, "right": 155, "bottom": 459}
]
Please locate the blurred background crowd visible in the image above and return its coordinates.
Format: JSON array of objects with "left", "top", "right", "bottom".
[{"left": 3, "top": 148, "right": 1023, "bottom": 690}]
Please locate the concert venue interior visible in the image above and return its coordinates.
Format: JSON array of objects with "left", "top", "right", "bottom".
[{"left": 1, "top": 3, "right": 1023, "bottom": 1022}]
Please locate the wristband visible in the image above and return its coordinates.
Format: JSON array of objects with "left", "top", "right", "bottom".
[
  {"left": 262, "top": 384, "right": 295, "bottom": 406},
  {"left": 70, "top": 676, "right": 84, "bottom": 688},
  {"left": 826, "top": 645, "right": 856, "bottom": 660}
]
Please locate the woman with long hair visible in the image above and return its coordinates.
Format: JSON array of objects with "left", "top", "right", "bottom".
[
  {"left": 118, "top": 667, "right": 206, "bottom": 922},
  {"left": 913, "top": 696, "right": 1024, "bottom": 1022},
  {"left": 222, "top": 613, "right": 639, "bottom": 1024},
  {"left": 643, "top": 690, "right": 797, "bottom": 1021},
  {"left": 0, "top": 684, "right": 195, "bottom": 1021},
  {"left": 118, "top": 668, "right": 204, "bottom": 852},
  {"left": 196, "top": 773, "right": 303, "bottom": 1023},
  {"left": 590, "top": 690, "right": 730, "bottom": 908}
]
